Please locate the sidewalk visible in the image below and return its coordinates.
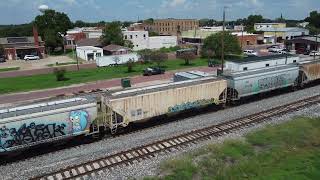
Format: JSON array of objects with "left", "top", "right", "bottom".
[{"left": 0, "top": 67, "right": 215, "bottom": 105}]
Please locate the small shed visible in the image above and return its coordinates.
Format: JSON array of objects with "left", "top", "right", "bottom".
[
  {"left": 76, "top": 46, "right": 103, "bottom": 61},
  {"left": 103, "top": 44, "right": 130, "bottom": 55}
]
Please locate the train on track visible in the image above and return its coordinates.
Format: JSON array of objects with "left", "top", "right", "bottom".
[{"left": 1, "top": 56, "right": 320, "bottom": 154}]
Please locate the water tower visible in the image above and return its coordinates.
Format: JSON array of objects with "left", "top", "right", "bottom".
[{"left": 38, "top": 5, "right": 49, "bottom": 13}]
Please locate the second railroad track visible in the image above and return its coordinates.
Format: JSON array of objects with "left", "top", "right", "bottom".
[{"left": 31, "top": 94, "right": 320, "bottom": 180}]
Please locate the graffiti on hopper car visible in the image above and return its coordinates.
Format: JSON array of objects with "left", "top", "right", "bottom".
[
  {"left": 0, "top": 122, "right": 66, "bottom": 149},
  {"left": 69, "top": 110, "right": 89, "bottom": 134},
  {"left": 168, "top": 98, "right": 217, "bottom": 113},
  {"left": 258, "top": 74, "right": 288, "bottom": 90}
]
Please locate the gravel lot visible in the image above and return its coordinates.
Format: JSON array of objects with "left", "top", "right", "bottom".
[{"left": 1, "top": 85, "right": 320, "bottom": 180}]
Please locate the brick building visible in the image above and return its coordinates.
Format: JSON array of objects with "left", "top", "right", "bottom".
[
  {"left": 0, "top": 27, "right": 45, "bottom": 60},
  {"left": 152, "top": 19, "right": 199, "bottom": 36}
]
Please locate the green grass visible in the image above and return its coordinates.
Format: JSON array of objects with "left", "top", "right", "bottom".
[
  {"left": 0, "top": 58, "right": 211, "bottom": 94},
  {"left": 146, "top": 117, "right": 320, "bottom": 180},
  {"left": 0, "top": 67, "right": 20, "bottom": 72}
]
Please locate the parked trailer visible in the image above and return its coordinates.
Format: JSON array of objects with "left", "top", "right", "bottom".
[
  {"left": 101, "top": 77, "right": 227, "bottom": 133},
  {"left": 0, "top": 97, "right": 98, "bottom": 153},
  {"left": 299, "top": 60, "right": 320, "bottom": 85},
  {"left": 225, "top": 64, "right": 300, "bottom": 101},
  {"left": 96, "top": 53, "right": 139, "bottom": 67}
]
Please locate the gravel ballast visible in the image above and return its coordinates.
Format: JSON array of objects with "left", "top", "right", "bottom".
[{"left": 1, "top": 85, "right": 320, "bottom": 180}]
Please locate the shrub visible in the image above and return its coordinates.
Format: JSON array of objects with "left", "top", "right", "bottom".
[{"left": 53, "top": 68, "right": 67, "bottom": 81}]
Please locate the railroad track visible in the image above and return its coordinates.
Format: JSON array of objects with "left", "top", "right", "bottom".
[{"left": 31, "top": 94, "right": 320, "bottom": 180}]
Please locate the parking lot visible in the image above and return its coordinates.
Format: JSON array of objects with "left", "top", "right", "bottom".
[{"left": 0, "top": 55, "right": 77, "bottom": 70}]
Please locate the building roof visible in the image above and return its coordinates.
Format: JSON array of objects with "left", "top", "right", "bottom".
[
  {"left": 76, "top": 46, "right": 103, "bottom": 51},
  {"left": 227, "top": 54, "right": 298, "bottom": 64},
  {"left": 0, "top": 36, "right": 43, "bottom": 45},
  {"left": 255, "top": 23, "right": 286, "bottom": 25},
  {"left": 258, "top": 27, "right": 309, "bottom": 32},
  {"left": 103, "top": 44, "right": 130, "bottom": 52},
  {"left": 76, "top": 38, "right": 102, "bottom": 47},
  {"left": 287, "top": 36, "right": 320, "bottom": 43}
]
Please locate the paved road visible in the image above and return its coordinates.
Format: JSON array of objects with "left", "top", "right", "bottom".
[{"left": 0, "top": 67, "right": 215, "bottom": 105}]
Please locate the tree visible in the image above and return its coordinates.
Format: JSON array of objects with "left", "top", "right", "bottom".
[
  {"left": 305, "top": 11, "right": 320, "bottom": 35},
  {"left": 202, "top": 32, "right": 242, "bottom": 58},
  {"left": 150, "top": 51, "right": 168, "bottom": 67},
  {"left": 0, "top": 44, "right": 4, "bottom": 55},
  {"left": 178, "top": 51, "right": 197, "bottom": 65},
  {"left": 113, "top": 56, "right": 120, "bottom": 65},
  {"left": 34, "top": 9, "right": 72, "bottom": 52},
  {"left": 101, "top": 21, "right": 124, "bottom": 46},
  {"left": 137, "top": 49, "right": 152, "bottom": 63},
  {"left": 126, "top": 59, "right": 135, "bottom": 72},
  {"left": 149, "top": 31, "right": 159, "bottom": 37},
  {"left": 124, "top": 40, "right": 134, "bottom": 49}
]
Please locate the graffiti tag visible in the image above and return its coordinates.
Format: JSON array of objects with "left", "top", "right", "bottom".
[
  {"left": 258, "top": 74, "right": 287, "bottom": 90},
  {"left": 69, "top": 110, "right": 89, "bottom": 134},
  {"left": 0, "top": 122, "right": 66, "bottom": 149},
  {"left": 168, "top": 98, "right": 217, "bottom": 113}
]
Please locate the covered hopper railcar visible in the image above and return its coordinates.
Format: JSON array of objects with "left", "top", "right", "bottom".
[
  {"left": 224, "top": 65, "right": 300, "bottom": 101},
  {"left": 101, "top": 77, "right": 227, "bottom": 134},
  {"left": 298, "top": 60, "right": 320, "bottom": 86},
  {"left": 0, "top": 97, "right": 98, "bottom": 154}
]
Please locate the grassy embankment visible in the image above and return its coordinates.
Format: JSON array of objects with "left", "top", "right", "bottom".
[
  {"left": 146, "top": 117, "right": 320, "bottom": 180},
  {"left": 0, "top": 67, "right": 20, "bottom": 72},
  {"left": 0, "top": 58, "right": 216, "bottom": 94}
]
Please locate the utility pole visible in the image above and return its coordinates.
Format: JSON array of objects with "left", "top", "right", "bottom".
[
  {"left": 241, "top": 23, "right": 244, "bottom": 49},
  {"left": 221, "top": 6, "right": 226, "bottom": 74}
]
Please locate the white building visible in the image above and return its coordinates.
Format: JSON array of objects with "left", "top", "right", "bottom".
[
  {"left": 123, "top": 31, "right": 149, "bottom": 50},
  {"left": 225, "top": 55, "right": 300, "bottom": 72},
  {"left": 123, "top": 30, "right": 177, "bottom": 50},
  {"left": 96, "top": 53, "right": 139, "bottom": 67},
  {"left": 148, "top": 36, "right": 177, "bottom": 49},
  {"left": 76, "top": 46, "right": 103, "bottom": 61},
  {"left": 254, "top": 23, "right": 287, "bottom": 31}
]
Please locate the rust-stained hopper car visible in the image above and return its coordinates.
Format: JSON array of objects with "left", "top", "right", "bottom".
[{"left": 101, "top": 77, "right": 227, "bottom": 133}]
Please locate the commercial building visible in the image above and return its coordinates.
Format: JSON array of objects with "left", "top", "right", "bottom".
[
  {"left": 64, "top": 27, "right": 103, "bottom": 50},
  {"left": 225, "top": 54, "right": 299, "bottom": 72},
  {"left": 152, "top": 19, "right": 199, "bottom": 36},
  {"left": 123, "top": 30, "right": 177, "bottom": 51},
  {"left": 260, "top": 27, "right": 309, "bottom": 42},
  {"left": 254, "top": 23, "right": 286, "bottom": 31},
  {"left": 76, "top": 46, "right": 103, "bottom": 61},
  {"left": 181, "top": 28, "right": 262, "bottom": 47},
  {"left": 286, "top": 36, "right": 320, "bottom": 52}
]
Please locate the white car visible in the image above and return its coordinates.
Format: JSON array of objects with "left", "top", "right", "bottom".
[
  {"left": 243, "top": 50, "right": 258, "bottom": 56},
  {"left": 24, "top": 55, "right": 40, "bottom": 61},
  {"left": 309, "top": 51, "right": 320, "bottom": 56}
]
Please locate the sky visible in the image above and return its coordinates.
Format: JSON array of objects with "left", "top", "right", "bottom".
[{"left": 0, "top": 0, "right": 319, "bottom": 24}]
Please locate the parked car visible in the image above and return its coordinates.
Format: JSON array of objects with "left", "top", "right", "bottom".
[
  {"left": 143, "top": 67, "right": 165, "bottom": 76},
  {"left": 309, "top": 51, "right": 320, "bottom": 56},
  {"left": 267, "top": 45, "right": 280, "bottom": 49},
  {"left": 24, "top": 55, "right": 40, "bottom": 61},
  {"left": 0, "top": 55, "right": 5, "bottom": 63},
  {"left": 243, "top": 50, "right": 258, "bottom": 56}
]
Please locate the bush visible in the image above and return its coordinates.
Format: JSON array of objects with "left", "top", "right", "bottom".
[{"left": 53, "top": 68, "right": 67, "bottom": 81}]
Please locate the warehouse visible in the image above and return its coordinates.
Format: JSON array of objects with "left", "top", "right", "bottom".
[{"left": 224, "top": 54, "right": 299, "bottom": 72}]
